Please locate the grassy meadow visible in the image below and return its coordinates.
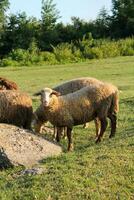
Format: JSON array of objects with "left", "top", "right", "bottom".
[{"left": 0, "top": 56, "right": 134, "bottom": 200}]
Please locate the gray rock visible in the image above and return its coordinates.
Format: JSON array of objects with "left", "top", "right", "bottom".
[{"left": 0, "top": 123, "right": 62, "bottom": 168}]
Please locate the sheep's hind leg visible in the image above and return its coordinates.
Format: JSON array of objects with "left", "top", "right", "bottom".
[
  {"left": 67, "top": 127, "right": 73, "bottom": 151},
  {"left": 94, "top": 118, "right": 101, "bottom": 138},
  {"left": 96, "top": 118, "right": 108, "bottom": 143},
  {"left": 108, "top": 114, "right": 117, "bottom": 138}
]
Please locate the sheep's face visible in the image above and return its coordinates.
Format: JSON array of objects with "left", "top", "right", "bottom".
[
  {"left": 34, "top": 88, "right": 61, "bottom": 107},
  {"left": 41, "top": 88, "right": 53, "bottom": 107}
]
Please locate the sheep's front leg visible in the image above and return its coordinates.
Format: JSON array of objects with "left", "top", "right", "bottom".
[
  {"left": 67, "top": 127, "right": 73, "bottom": 151},
  {"left": 96, "top": 118, "right": 108, "bottom": 143},
  {"left": 56, "top": 127, "right": 62, "bottom": 142},
  {"left": 34, "top": 121, "right": 43, "bottom": 133}
]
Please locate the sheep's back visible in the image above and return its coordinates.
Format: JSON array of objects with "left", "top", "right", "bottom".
[
  {"left": 58, "top": 84, "right": 118, "bottom": 124},
  {"left": 53, "top": 77, "right": 103, "bottom": 95},
  {"left": 0, "top": 90, "right": 32, "bottom": 126}
]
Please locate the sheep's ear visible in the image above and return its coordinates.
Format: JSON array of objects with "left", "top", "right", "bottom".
[
  {"left": 33, "top": 91, "right": 42, "bottom": 96},
  {"left": 51, "top": 90, "right": 61, "bottom": 96}
]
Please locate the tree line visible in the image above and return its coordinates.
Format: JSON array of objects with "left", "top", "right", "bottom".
[{"left": 0, "top": 0, "right": 134, "bottom": 58}]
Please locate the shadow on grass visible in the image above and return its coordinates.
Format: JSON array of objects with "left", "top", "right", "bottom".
[{"left": 0, "top": 148, "right": 13, "bottom": 170}]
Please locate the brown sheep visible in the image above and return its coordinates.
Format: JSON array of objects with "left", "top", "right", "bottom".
[
  {"left": 33, "top": 77, "right": 103, "bottom": 136},
  {"left": 0, "top": 90, "right": 33, "bottom": 130},
  {"left": 34, "top": 84, "right": 119, "bottom": 151},
  {"left": 0, "top": 77, "right": 18, "bottom": 90}
]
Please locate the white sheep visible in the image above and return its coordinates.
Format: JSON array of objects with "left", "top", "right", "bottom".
[{"left": 34, "top": 83, "right": 119, "bottom": 151}]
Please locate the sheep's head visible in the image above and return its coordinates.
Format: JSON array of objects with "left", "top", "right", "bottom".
[{"left": 34, "top": 87, "right": 61, "bottom": 107}]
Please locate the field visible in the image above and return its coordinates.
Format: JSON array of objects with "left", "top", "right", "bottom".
[{"left": 0, "top": 56, "right": 134, "bottom": 200}]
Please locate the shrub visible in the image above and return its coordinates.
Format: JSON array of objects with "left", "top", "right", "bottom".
[
  {"left": 83, "top": 46, "right": 103, "bottom": 59},
  {"left": 0, "top": 58, "right": 19, "bottom": 67},
  {"left": 100, "top": 41, "right": 120, "bottom": 58},
  {"left": 53, "top": 43, "right": 75, "bottom": 63},
  {"left": 0, "top": 37, "right": 134, "bottom": 67},
  {"left": 71, "top": 45, "right": 84, "bottom": 61},
  {"left": 9, "top": 49, "right": 29, "bottom": 62},
  {"left": 40, "top": 51, "right": 57, "bottom": 64},
  {"left": 118, "top": 38, "right": 134, "bottom": 56}
]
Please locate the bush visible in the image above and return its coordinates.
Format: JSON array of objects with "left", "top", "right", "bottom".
[
  {"left": 53, "top": 43, "right": 75, "bottom": 63},
  {"left": 118, "top": 38, "right": 134, "bottom": 56},
  {"left": 72, "top": 45, "right": 84, "bottom": 61},
  {"left": 40, "top": 51, "right": 57, "bottom": 64},
  {"left": 83, "top": 46, "right": 103, "bottom": 59},
  {"left": 100, "top": 41, "right": 120, "bottom": 58},
  {"left": 0, "top": 58, "right": 19, "bottom": 67},
  {"left": 0, "top": 37, "right": 134, "bottom": 67},
  {"left": 9, "top": 49, "right": 29, "bottom": 62}
]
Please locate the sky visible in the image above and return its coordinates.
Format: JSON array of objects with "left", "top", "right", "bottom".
[{"left": 9, "top": 0, "right": 112, "bottom": 23}]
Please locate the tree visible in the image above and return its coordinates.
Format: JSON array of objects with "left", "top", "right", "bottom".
[
  {"left": 1, "top": 12, "right": 40, "bottom": 56},
  {"left": 0, "top": 0, "right": 9, "bottom": 32},
  {"left": 40, "top": 0, "right": 61, "bottom": 50},
  {"left": 111, "top": 0, "right": 134, "bottom": 37},
  {"left": 41, "top": 0, "right": 60, "bottom": 30},
  {"left": 95, "top": 7, "right": 111, "bottom": 38},
  {"left": 0, "top": 0, "right": 9, "bottom": 55}
]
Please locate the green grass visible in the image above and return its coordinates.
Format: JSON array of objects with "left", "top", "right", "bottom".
[{"left": 0, "top": 56, "right": 134, "bottom": 200}]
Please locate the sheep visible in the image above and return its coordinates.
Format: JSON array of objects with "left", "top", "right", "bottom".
[
  {"left": 0, "top": 90, "right": 33, "bottom": 130},
  {"left": 34, "top": 84, "right": 119, "bottom": 151},
  {"left": 32, "top": 104, "right": 48, "bottom": 133},
  {"left": 33, "top": 77, "right": 104, "bottom": 135},
  {"left": 0, "top": 77, "right": 18, "bottom": 90}
]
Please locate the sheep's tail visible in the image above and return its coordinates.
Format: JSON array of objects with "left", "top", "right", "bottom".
[{"left": 111, "top": 89, "right": 119, "bottom": 115}]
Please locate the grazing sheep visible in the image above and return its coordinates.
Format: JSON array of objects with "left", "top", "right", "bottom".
[
  {"left": 0, "top": 90, "right": 33, "bottom": 130},
  {"left": 32, "top": 104, "right": 48, "bottom": 133},
  {"left": 33, "top": 77, "right": 103, "bottom": 135},
  {"left": 34, "top": 84, "right": 119, "bottom": 151},
  {"left": 0, "top": 77, "right": 18, "bottom": 90}
]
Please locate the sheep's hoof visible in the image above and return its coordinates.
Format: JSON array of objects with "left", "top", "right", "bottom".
[
  {"left": 68, "top": 144, "right": 74, "bottom": 152},
  {"left": 95, "top": 138, "right": 101, "bottom": 143},
  {"left": 109, "top": 134, "right": 115, "bottom": 138}
]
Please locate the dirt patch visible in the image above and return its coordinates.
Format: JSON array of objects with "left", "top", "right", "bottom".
[{"left": 0, "top": 124, "right": 62, "bottom": 168}]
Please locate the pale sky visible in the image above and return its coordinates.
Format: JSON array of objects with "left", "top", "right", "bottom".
[{"left": 9, "top": 0, "right": 112, "bottom": 23}]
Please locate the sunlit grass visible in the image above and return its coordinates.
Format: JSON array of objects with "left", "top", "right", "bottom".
[{"left": 0, "top": 56, "right": 134, "bottom": 200}]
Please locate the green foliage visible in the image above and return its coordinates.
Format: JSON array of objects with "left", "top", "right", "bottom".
[
  {"left": 78, "top": 33, "right": 94, "bottom": 52},
  {"left": 0, "top": 0, "right": 9, "bottom": 30},
  {"left": 9, "top": 49, "right": 29, "bottom": 62},
  {"left": 41, "top": 0, "right": 60, "bottom": 30},
  {"left": 111, "top": 0, "right": 134, "bottom": 37},
  {"left": 118, "top": 37, "right": 134, "bottom": 56},
  {"left": 0, "top": 57, "right": 19, "bottom": 67},
  {"left": 0, "top": 37, "right": 134, "bottom": 67},
  {"left": 40, "top": 51, "right": 57, "bottom": 64},
  {"left": 53, "top": 43, "right": 75, "bottom": 63},
  {"left": 100, "top": 40, "right": 120, "bottom": 58},
  {"left": 84, "top": 47, "right": 103, "bottom": 59}
]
